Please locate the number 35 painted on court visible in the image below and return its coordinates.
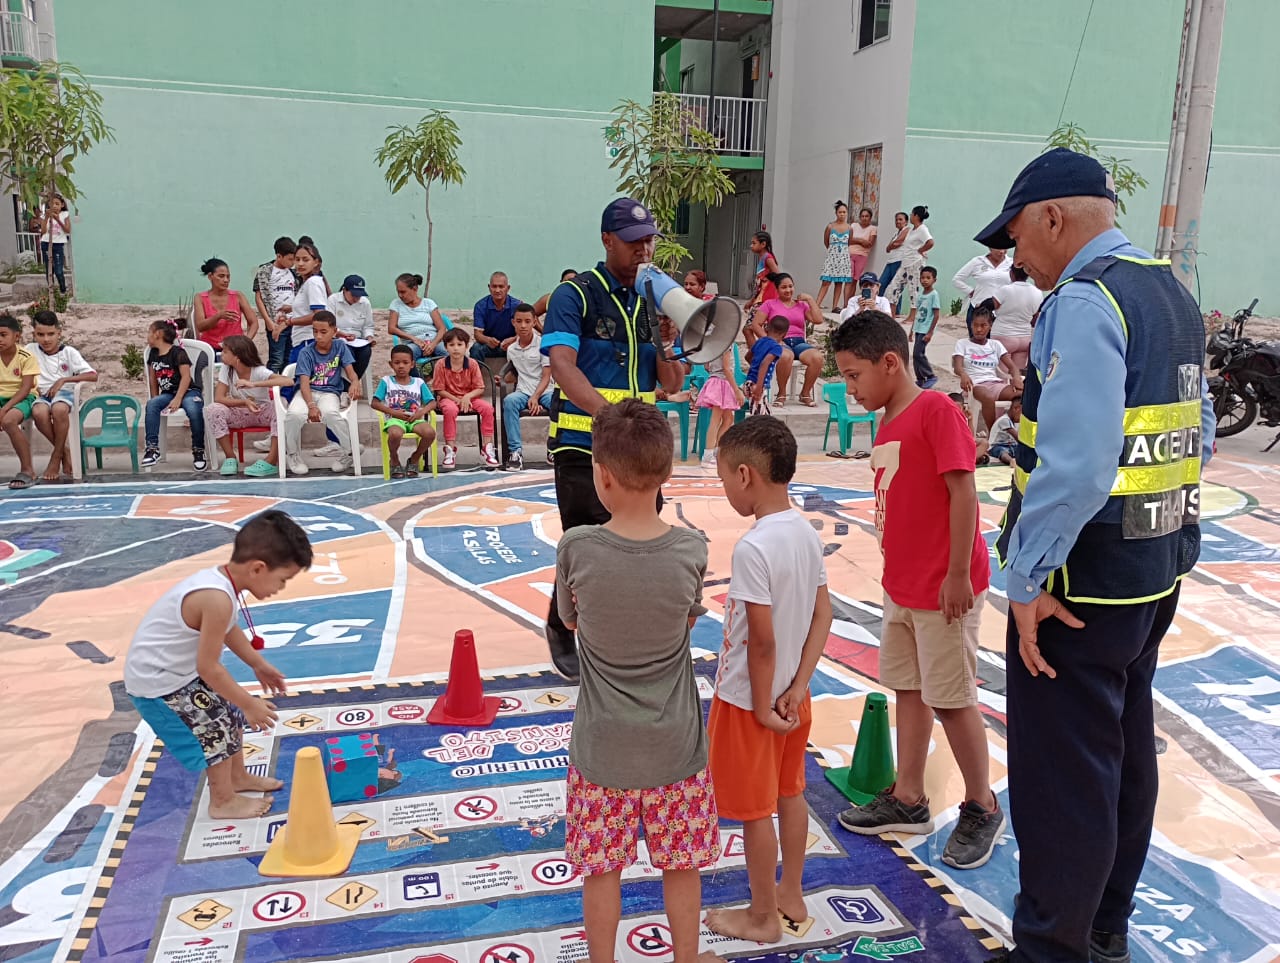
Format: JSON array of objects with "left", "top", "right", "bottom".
[{"left": 252, "top": 619, "right": 374, "bottom": 648}]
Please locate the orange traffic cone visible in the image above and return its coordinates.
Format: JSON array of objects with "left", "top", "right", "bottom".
[
  {"left": 259, "top": 747, "right": 362, "bottom": 877},
  {"left": 427, "top": 629, "right": 500, "bottom": 726}
]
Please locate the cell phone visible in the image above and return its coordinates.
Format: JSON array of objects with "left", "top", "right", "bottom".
[{"left": 862, "top": 286, "right": 872, "bottom": 299}]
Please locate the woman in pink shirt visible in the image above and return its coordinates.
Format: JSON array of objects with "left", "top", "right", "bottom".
[
  {"left": 847, "top": 207, "right": 878, "bottom": 291},
  {"left": 757, "top": 273, "right": 824, "bottom": 407},
  {"left": 194, "top": 258, "right": 260, "bottom": 356}
]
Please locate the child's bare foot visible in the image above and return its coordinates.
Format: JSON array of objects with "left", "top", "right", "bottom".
[
  {"left": 232, "top": 772, "right": 284, "bottom": 793},
  {"left": 705, "top": 907, "right": 782, "bottom": 943},
  {"left": 776, "top": 883, "right": 809, "bottom": 930},
  {"left": 41, "top": 461, "right": 60, "bottom": 483},
  {"left": 208, "top": 794, "right": 273, "bottom": 819}
]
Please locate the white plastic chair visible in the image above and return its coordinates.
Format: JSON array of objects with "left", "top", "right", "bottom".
[
  {"left": 20, "top": 382, "right": 89, "bottom": 480},
  {"left": 148, "top": 337, "right": 217, "bottom": 463},
  {"left": 272, "top": 363, "right": 365, "bottom": 479}
]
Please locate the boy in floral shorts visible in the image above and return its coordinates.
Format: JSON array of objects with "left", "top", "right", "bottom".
[{"left": 556, "top": 399, "right": 719, "bottom": 963}]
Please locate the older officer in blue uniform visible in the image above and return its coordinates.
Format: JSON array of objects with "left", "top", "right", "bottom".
[
  {"left": 539, "top": 199, "right": 686, "bottom": 682},
  {"left": 976, "top": 149, "right": 1215, "bottom": 963}
]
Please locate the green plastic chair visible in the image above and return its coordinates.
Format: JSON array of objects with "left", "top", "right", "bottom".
[
  {"left": 657, "top": 373, "right": 697, "bottom": 461},
  {"left": 822, "top": 381, "right": 877, "bottom": 455},
  {"left": 80, "top": 395, "right": 141, "bottom": 472}
]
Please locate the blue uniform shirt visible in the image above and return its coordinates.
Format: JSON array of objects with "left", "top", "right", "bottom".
[
  {"left": 472, "top": 294, "right": 521, "bottom": 343},
  {"left": 1003, "top": 229, "right": 1217, "bottom": 604},
  {"left": 541, "top": 262, "right": 640, "bottom": 356}
]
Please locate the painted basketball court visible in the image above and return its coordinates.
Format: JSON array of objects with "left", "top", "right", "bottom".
[{"left": 0, "top": 446, "right": 1277, "bottom": 962}]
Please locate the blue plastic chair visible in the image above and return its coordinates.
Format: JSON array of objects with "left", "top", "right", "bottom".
[
  {"left": 80, "top": 395, "right": 141, "bottom": 472},
  {"left": 822, "top": 381, "right": 877, "bottom": 455},
  {"left": 657, "top": 374, "right": 697, "bottom": 461},
  {"left": 694, "top": 346, "right": 750, "bottom": 456}
]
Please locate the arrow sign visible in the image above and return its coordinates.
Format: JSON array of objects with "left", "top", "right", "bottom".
[
  {"left": 561, "top": 930, "right": 587, "bottom": 941},
  {"left": 184, "top": 938, "right": 214, "bottom": 947},
  {"left": 850, "top": 936, "right": 926, "bottom": 961},
  {"left": 475, "top": 862, "right": 500, "bottom": 870},
  {"left": 210, "top": 825, "right": 236, "bottom": 833}
]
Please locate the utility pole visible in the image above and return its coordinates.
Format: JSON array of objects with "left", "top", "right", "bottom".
[
  {"left": 1168, "top": 0, "right": 1226, "bottom": 295},
  {"left": 1154, "top": 0, "right": 1200, "bottom": 260},
  {"left": 701, "top": 0, "right": 720, "bottom": 270}
]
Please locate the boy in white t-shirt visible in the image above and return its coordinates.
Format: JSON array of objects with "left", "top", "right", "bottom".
[
  {"left": 253, "top": 237, "right": 299, "bottom": 373},
  {"left": 951, "top": 306, "right": 1023, "bottom": 430},
  {"left": 988, "top": 396, "right": 1021, "bottom": 466},
  {"left": 502, "top": 304, "right": 553, "bottom": 471},
  {"left": 29, "top": 310, "right": 96, "bottom": 482},
  {"left": 708, "top": 416, "right": 833, "bottom": 943},
  {"left": 125, "top": 511, "right": 312, "bottom": 819}
]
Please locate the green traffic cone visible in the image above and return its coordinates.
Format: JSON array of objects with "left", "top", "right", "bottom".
[{"left": 825, "top": 692, "right": 895, "bottom": 804}]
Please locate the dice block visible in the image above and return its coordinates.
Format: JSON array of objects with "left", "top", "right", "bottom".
[{"left": 322, "top": 733, "right": 379, "bottom": 802}]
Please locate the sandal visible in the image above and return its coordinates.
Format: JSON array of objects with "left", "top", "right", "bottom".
[
  {"left": 774, "top": 396, "right": 787, "bottom": 407},
  {"left": 799, "top": 395, "right": 817, "bottom": 407},
  {"left": 391, "top": 465, "right": 406, "bottom": 479},
  {"left": 8, "top": 472, "right": 33, "bottom": 490},
  {"left": 405, "top": 466, "right": 419, "bottom": 478}
]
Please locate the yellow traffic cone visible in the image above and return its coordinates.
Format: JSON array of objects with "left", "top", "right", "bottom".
[{"left": 259, "top": 747, "right": 362, "bottom": 877}]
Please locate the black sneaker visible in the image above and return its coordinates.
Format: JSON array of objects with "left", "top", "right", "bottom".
[
  {"left": 192, "top": 448, "right": 209, "bottom": 472},
  {"left": 838, "top": 788, "right": 934, "bottom": 835},
  {"left": 506, "top": 450, "right": 524, "bottom": 471},
  {"left": 941, "top": 799, "right": 1007, "bottom": 869},
  {"left": 1089, "top": 930, "right": 1131, "bottom": 963},
  {"left": 141, "top": 447, "right": 161, "bottom": 468},
  {"left": 545, "top": 624, "right": 580, "bottom": 684}
]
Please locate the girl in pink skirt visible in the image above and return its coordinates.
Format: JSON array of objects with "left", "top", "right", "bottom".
[{"left": 697, "top": 340, "right": 745, "bottom": 468}]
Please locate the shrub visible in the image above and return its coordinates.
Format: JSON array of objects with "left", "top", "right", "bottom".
[
  {"left": 949, "top": 297, "right": 965, "bottom": 317},
  {"left": 121, "top": 343, "right": 145, "bottom": 380},
  {"left": 25, "top": 288, "right": 70, "bottom": 318}
]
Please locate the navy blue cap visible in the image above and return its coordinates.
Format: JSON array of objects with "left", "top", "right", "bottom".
[
  {"left": 341, "top": 274, "right": 367, "bottom": 297},
  {"left": 859, "top": 271, "right": 879, "bottom": 283},
  {"left": 601, "top": 198, "right": 661, "bottom": 242},
  {"left": 974, "top": 148, "right": 1118, "bottom": 248}
]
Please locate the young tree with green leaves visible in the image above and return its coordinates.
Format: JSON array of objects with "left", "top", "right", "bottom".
[
  {"left": 0, "top": 60, "right": 113, "bottom": 295},
  {"left": 607, "top": 93, "right": 734, "bottom": 272},
  {"left": 374, "top": 110, "right": 466, "bottom": 297},
  {"left": 1045, "top": 122, "right": 1148, "bottom": 218}
]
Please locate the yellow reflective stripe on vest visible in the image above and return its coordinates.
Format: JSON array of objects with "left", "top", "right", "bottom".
[
  {"left": 553, "top": 413, "right": 595, "bottom": 434},
  {"left": 1123, "top": 400, "right": 1200, "bottom": 434},
  {"left": 1020, "top": 417, "right": 1037, "bottom": 448},
  {"left": 598, "top": 388, "right": 656, "bottom": 405},
  {"left": 1016, "top": 453, "right": 1200, "bottom": 497},
  {"left": 548, "top": 389, "right": 658, "bottom": 438}
]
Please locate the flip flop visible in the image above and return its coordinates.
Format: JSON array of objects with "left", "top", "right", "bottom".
[
  {"left": 390, "top": 465, "right": 406, "bottom": 479},
  {"left": 405, "top": 466, "right": 419, "bottom": 478},
  {"left": 799, "top": 396, "right": 817, "bottom": 407},
  {"left": 854, "top": 450, "right": 871, "bottom": 459},
  {"left": 8, "top": 472, "right": 34, "bottom": 490}
]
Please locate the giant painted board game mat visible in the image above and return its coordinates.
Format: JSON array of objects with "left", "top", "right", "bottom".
[{"left": 0, "top": 454, "right": 1278, "bottom": 962}]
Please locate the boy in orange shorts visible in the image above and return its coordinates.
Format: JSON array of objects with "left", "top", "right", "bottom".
[
  {"left": 707, "top": 416, "right": 833, "bottom": 941},
  {"left": 556, "top": 399, "right": 719, "bottom": 963}
]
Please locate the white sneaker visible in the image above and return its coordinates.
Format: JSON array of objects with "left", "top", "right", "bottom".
[
  {"left": 482, "top": 443, "right": 499, "bottom": 468},
  {"left": 701, "top": 449, "right": 718, "bottom": 468},
  {"left": 287, "top": 454, "right": 309, "bottom": 476},
  {"left": 339, "top": 392, "right": 351, "bottom": 410},
  {"left": 330, "top": 452, "right": 353, "bottom": 473},
  {"left": 314, "top": 441, "right": 342, "bottom": 457},
  {"left": 253, "top": 438, "right": 272, "bottom": 453},
  {"left": 442, "top": 444, "right": 456, "bottom": 468}
]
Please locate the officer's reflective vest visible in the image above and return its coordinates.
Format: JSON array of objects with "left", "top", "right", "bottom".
[
  {"left": 995, "top": 255, "right": 1205, "bottom": 605},
  {"left": 547, "top": 267, "right": 658, "bottom": 454}
]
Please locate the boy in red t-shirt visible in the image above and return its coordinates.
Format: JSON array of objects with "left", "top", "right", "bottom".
[{"left": 830, "top": 310, "right": 1004, "bottom": 870}]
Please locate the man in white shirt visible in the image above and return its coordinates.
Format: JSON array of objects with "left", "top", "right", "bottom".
[
  {"left": 840, "top": 272, "right": 893, "bottom": 321},
  {"left": 502, "top": 304, "right": 554, "bottom": 471}
]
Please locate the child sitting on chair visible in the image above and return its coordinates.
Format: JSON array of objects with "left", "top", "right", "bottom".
[
  {"left": 0, "top": 314, "right": 39, "bottom": 490},
  {"left": 372, "top": 344, "right": 437, "bottom": 478},
  {"left": 743, "top": 314, "right": 787, "bottom": 415},
  {"left": 207, "top": 335, "right": 292, "bottom": 477},
  {"left": 125, "top": 511, "right": 312, "bottom": 819},
  {"left": 431, "top": 327, "right": 498, "bottom": 469},
  {"left": 283, "top": 311, "right": 363, "bottom": 475},
  {"left": 143, "top": 317, "right": 207, "bottom": 471},
  {"left": 28, "top": 310, "right": 96, "bottom": 483}
]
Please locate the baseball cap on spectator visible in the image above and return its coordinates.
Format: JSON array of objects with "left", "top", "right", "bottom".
[{"left": 341, "top": 275, "right": 367, "bottom": 298}]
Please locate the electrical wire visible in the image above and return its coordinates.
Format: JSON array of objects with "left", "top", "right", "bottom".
[{"left": 1057, "top": 0, "right": 1098, "bottom": 127}]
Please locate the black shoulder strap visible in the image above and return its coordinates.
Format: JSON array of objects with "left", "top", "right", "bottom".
[{"left": 1070, "top": 255, "right": 1118, "bottom": 285}]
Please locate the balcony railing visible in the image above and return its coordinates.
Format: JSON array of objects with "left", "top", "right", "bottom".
[
  {"left": 665, "top": 92, "right": 768, "bottom": 157},
  {"left": 0, "top": 11, "right": 38, "bottom": 62}
]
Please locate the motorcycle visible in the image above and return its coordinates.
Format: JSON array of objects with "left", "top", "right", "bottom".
[{"left": 1206, "top": 298, "right": 1280, "bottom": 448}]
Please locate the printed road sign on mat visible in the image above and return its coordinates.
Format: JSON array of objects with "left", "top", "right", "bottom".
[{"left": 68, "top": 676, "right": 995, "bottom": 963}]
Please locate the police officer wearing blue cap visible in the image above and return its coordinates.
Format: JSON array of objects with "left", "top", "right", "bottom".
[
  {"left": 978, "top": 149, "right": 1216, "bottom": 962},
  {"left": 539, "top": 198, "right": 687, "bottom": 681}
]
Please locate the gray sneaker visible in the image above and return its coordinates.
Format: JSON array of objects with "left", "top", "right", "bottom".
[
  {"left": 838, "top": 788, "right": 934, "bottom": 835},
  {"left": 941, "top": 800, "right": 1007, "bottom": 869}
]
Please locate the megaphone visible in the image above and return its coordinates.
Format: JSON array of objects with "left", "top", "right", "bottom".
[{"left": 637, "top": 264, "right": 742, "bottom": 365}]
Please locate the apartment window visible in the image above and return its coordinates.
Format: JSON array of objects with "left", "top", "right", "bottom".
[
  {"left": 680, "top": 66, "right": 695, "bottom": 94},
  {"left": 675, "top": 200, "right": 692, "bottom": 236},
  {"left": 854, "top": 0, "right": 891, "bottom": 50},
  {"left": 848, "top": 144, "right": 883, "bottom": 221}
]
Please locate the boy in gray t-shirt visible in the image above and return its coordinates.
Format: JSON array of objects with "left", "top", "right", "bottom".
[{"left": 556, "top": 399, "right": 719, "bottom": 963}]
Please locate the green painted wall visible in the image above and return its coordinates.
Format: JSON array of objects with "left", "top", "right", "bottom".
[
  {"left": 901, "top": 0, "right": 1278, "bottom": 313},
  {"left": 55, "top": 0, "right": 654, "bottom": 308}
]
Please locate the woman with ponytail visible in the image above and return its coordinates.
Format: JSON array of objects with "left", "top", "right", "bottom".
[{"left": 193, "top": 258, "right": 260, "bottom": 356}]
